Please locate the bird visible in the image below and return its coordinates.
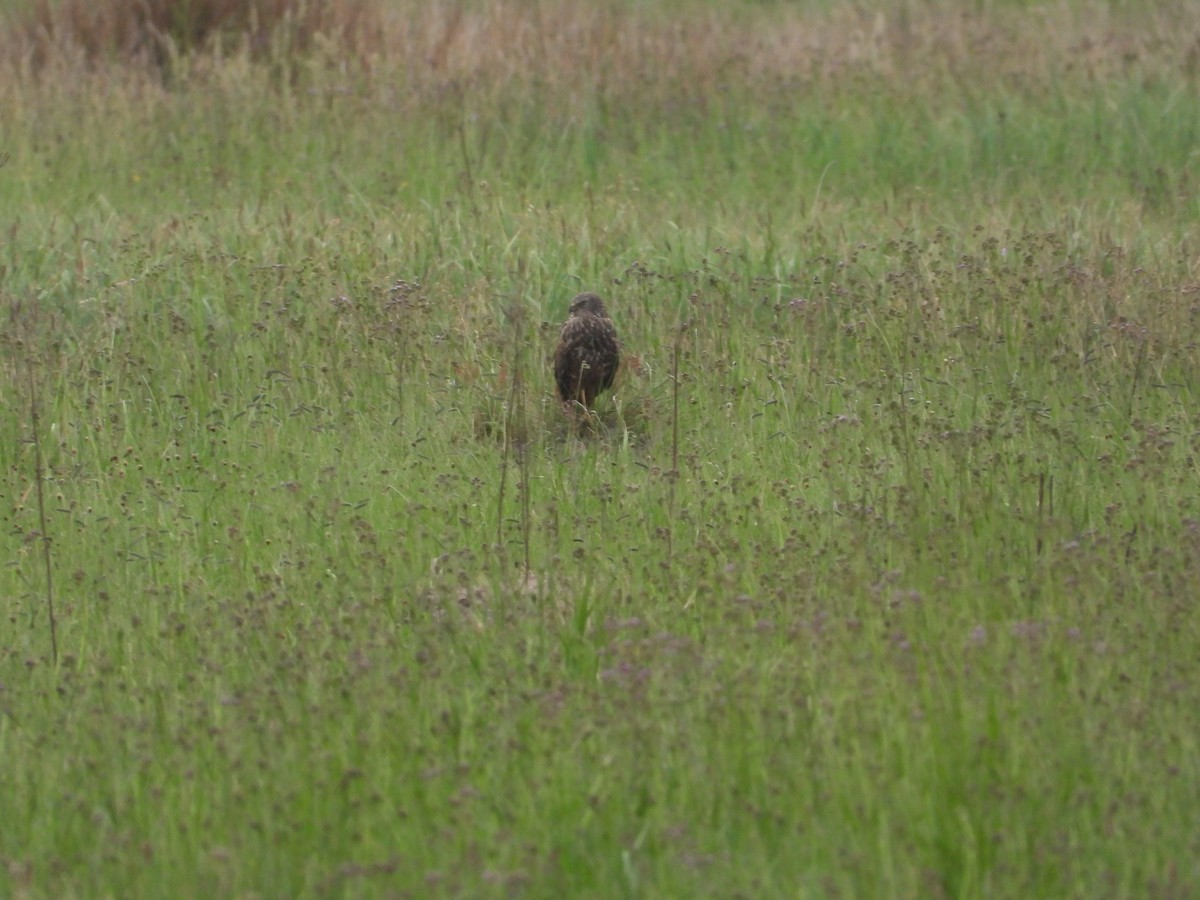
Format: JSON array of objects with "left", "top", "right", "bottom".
[{"left": 554, "top": 292, "right": 620, "bottom": 409}]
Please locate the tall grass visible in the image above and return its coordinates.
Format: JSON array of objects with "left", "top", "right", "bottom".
[
  {"left": 7, "top": 0, "right": 382, "bottom": 69},
  {"left": 2, "top": 1, "right": 1200, "bottom": 897}
]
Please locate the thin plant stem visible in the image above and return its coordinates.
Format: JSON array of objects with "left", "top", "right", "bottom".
[{"left": 27, "top": 365, "right": 58, "bottom": 666}]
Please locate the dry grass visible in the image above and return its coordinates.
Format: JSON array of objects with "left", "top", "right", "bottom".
[
  {"left": 4, "top": 0, "right": 1198, "bottom": 92},
  {"left": 380, "top": 0, "right": 1200, "bottom": 89},
  {"left": 6, "top": 0, "right": 383, "bottom": 70}
]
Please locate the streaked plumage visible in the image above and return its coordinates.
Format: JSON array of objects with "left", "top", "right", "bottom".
[{"left": 554, "top": 292, "right": 620, "bottom": 408}]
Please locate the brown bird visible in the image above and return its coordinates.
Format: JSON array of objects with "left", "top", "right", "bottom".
[{"left": 554, "top": 292, "right": 620, "bottom": 408}]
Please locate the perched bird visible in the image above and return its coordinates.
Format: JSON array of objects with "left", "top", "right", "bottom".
[{"left": 554, "top": 292, "right": 620, "bottom": 409}]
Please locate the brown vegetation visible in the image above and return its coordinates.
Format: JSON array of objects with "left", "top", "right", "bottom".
[
  {"left": 2, "top": 0, "right": 1196, "bottom": 91},
  {"left": 7, "top": 0, "right": 383, "bottom": 70}
]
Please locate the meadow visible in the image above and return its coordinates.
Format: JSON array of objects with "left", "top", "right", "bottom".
[{"left": 2, "top": 0, "right": 1200, "bottom": 896}]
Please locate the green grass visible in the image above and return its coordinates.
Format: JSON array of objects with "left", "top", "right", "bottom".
[{"left": 3, "top": 1, "right": 1200, "bottom": 897}]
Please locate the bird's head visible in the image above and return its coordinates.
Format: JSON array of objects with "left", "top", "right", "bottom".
[{"left": 568, "top": 292, "right": 609, "bottom": 318}]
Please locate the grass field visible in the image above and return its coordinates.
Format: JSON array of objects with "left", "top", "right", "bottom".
[{"left": 3, "top": 0, "right": 1200, "bottom": 896}]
